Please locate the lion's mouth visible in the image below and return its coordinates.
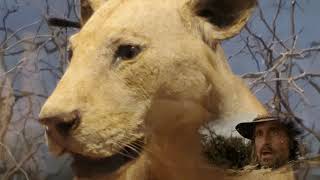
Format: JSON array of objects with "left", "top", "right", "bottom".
[{"left": 71, "top": 139, "right": 144, "bottom": 178}]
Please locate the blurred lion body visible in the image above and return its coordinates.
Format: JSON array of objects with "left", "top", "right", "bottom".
[{"left": 38, "top": 0, "right": 306, "bottom": 179}]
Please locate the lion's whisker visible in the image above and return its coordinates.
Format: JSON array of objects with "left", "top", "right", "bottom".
[{"left": 111, "top": 141, "right": 138, "bottom": 160}]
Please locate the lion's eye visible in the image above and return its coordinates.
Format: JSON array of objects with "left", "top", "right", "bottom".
[{"left": 114, "top": 44, "right": 141, "bottom": 62}]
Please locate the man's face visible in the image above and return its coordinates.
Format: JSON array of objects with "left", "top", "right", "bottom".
[{"left": 254, "top": 121, "right": 290, "bottom": 169}]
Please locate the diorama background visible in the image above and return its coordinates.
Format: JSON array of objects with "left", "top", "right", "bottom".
[{"left": 0, "top": 0, "right": 319, "bottom": 179}]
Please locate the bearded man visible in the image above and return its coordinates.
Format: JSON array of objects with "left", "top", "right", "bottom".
[{"left": 236, "top": 114, "right": 302, "bottom": 169}]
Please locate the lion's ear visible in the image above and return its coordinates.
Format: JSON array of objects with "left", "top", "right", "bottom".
[
  {"left": 191, "top": 0, "right": 256, "bottom": 40},
  {"left": 81, "top": 0, "right": 108, "bottom": 24}
]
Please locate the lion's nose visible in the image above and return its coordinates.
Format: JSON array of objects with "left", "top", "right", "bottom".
[{"left": 39, "top": 110, "right": 81, "bottom": 136}]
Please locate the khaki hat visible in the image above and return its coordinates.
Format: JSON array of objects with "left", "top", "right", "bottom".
[{"left": 235, "top": 115, "right": 281, "bottom": 140}]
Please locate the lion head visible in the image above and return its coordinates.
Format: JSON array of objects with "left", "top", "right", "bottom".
[{"left": 39, "top": 0, "right": 267, "bottom": 179}]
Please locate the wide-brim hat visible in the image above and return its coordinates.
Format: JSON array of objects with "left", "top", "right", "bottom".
[{"left": 235, "top": 115, "right": 280, "bottom": 140}]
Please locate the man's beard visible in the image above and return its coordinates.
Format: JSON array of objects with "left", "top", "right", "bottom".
[
  {"left": 260, "top": 156, "right": 286, "bottom": 169},
  {"left": 258, "top": 145, "right": 287, "bottom": 169}
]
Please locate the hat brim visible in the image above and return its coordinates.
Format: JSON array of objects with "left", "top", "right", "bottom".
[{"left": 235, "top": 117, "right": 279, "bottom": 140}]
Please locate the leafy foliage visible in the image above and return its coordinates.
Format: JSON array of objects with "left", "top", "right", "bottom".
[{"left": 202, "top": 134, "right": 251, "bottom": 169}]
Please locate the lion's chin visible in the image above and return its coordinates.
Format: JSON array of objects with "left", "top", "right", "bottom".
[{"left": 70, "top": 139, "right": 144, "bottom": 178}]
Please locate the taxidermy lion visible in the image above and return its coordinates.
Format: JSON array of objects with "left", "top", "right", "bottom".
[{"left": 39, "top": 0, "right": 319, "bottom": 179}]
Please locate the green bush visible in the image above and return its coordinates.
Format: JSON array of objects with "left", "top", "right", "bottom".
[{"left": 202, "top": 134, "right": 251, "bottom": 169}]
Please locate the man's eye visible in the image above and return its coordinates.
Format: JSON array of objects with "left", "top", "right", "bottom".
[
  {"left": 270, "top": 129, "right": 280, "bottom": 137},
  {"left": 113, "top": 44, "right": 141, "bottom": 62},
  {"left": 255, "top": 131, "right": 263, "bottom": 138}
]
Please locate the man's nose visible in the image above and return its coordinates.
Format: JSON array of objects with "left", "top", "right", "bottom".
[
  {"left": 261, "top": 134, "right": 272, "bottom": 145},
  {"left": 39, "top": 110, "right": 81, "bottom": 136}
]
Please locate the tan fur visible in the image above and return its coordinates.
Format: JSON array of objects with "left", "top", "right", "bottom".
[{"left": 38, "top": 0, "right": 302, "bottom": 179}]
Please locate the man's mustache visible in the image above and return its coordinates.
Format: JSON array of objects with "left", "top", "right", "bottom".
[{"left": 260, "top": 145, "right": 273, "bottom": 154}]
